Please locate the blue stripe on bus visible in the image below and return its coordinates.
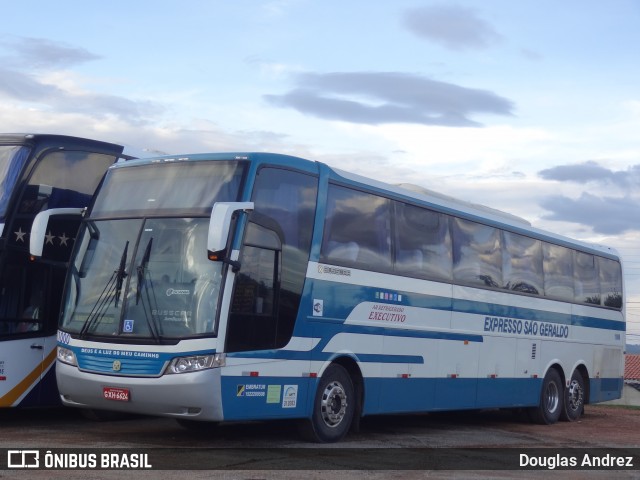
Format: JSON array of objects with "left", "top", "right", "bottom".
[
  {"left": 306, "top": 280, "right": 624, "bottom": 332},
  {"left": 227, "top": 348, "right": 424, "bottom": 364},
  {"left": 219, "top": 374, "right": 622, "bottom": 421},
  {"left": 453, "top": 299, "right": 624, "bottom": 331}
]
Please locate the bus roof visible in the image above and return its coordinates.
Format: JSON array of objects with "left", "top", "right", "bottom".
[{"left": 0, "top": 133, "right": 137, "bottom": 159}]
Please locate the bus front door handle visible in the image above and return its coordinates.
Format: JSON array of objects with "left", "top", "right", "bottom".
[{"left": 30, "top": 344, "right": 44, "bottom": 350}]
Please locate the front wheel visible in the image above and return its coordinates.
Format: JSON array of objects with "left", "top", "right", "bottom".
[
  {"left": 561, "top": 370, "right": 585, "bottom": 422},
  {"left": 299, "top": 364, "right": 354, "bottom": 443},
  {"left": 528, "top": 368, "right": 563, "bottom": 425}
]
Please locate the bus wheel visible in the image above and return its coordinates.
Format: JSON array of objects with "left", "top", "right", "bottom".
[
  {"left": 299, "top": 364, "right": 354, "bottom": 443},
  {"left": 562, "top": 370, "right": 585, "bottom": 422},
  {"left": 529, "top": 368, "right": 563, "bottom": 425}
]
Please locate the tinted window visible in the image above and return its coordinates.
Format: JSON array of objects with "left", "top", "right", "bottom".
[
  {"left": 574, "top": 252, "right": 600, "bottom": 305},
  {"left": 452, "top": 218, "right": 502, "bottom": 288},
  {"left": 394, "top": 202, "right": 452, "bottom": 281},
  {"left": 0, "top": 260, "right": 49, "bottom": 336},
  {"left": 503, "top": 232, "right": 543, "bottom": 295},
  {"left": 92, "top": 161, "right": 246, "bottom": 217},
  {"left": 543, "top": 244, "right": 574, "bottom": 301},
  {"left": 251, "top": 168, "right": 317, "bottom": 251},
  {"left": 599, "top": 257, "right": 623, "bottom": 308},
  {"left": 228, "top": 168, "right": 318, "bottom": 352},
  {"left": 0, "top": 146, "right": 30, "bottom": 220},
  {"left": 321, "top": 185, "right": 391, "bottom": 269},
  {"left": 21, "top": 151, "right": 116, "bottom": 214}
]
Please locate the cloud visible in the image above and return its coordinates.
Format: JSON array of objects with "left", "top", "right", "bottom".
[
  {"left": 539, "top": 161, "right": 640, "bottom": 189},
  {"left": 402, "top": 4, "right": 502, "bottom": 50},
  {"left": 537, "top": 162, "right": 640, "bottom": 235},
  {"left": 539, "top": 193, "right": 639, "bottom": 235},
  {"left": 0, "top": 37, "right": 163, "bottom": 125},
  {"left": 0, "top": 67, "right": 162, "bottom": 124},
  {"left": 264, "top": 71, "right": 514, "bottom": 127},
  {"left": 0, "top": 36, "right": 100, "bottom": 69}
]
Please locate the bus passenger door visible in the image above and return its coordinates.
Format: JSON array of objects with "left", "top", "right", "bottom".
[
  {"left": 226, "top": 219, "right": 282, "bottom": 354},
  {"left": 0, "top": 260, "right": 57, "bottom": 407}
]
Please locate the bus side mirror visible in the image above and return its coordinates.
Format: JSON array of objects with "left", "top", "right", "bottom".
[
  {"left": 30, "top": 208, "right": 84, "bottom": 257},
  {"left": 207, "top": 202, "right": 254, "bottom": 260}
]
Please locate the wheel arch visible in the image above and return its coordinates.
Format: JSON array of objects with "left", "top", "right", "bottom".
[
  {"left": 330, "top": 355, "right": 364, "bottom": 422},
  {"left": 544, "top": 361, "right": 566, "bottom": 385},
  {"left": 317, "top": 354, "right": 364, "bottom": 428},
  {"left": 572, "top": 363, "right": 591, "bottom": 404}
]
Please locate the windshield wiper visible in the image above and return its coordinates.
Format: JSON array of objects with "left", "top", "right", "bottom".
[
  {"left": 114, "top": 241, "right": 128, "bottom": 307},
  {"left": 80, "top": 241, "right": 129, "bottom": 338},
  {"left": 135, "top": 237, "right": 161, "bottom": 342}
]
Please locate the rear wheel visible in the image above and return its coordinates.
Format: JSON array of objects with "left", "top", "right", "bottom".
[
  {"left": 299, "top": 364, "right": 354, "bottom": 443},
  {"left": 529, "top": 368, "right": 563, "bottom": 425},
  {"left": 562, "top": 369, "right": 585, "bottom": 422}
]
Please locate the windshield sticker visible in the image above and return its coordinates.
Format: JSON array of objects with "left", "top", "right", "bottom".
[
  {"left": 166, "top": 288, "right": 191, "bottom": 296},
  {"left": 123, "top": 320, "right": 134, "bottom": 333}
]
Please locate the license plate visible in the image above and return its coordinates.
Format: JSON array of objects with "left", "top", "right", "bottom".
[{"left": 103, "top": 386, "right": 130, "bottom": 402}]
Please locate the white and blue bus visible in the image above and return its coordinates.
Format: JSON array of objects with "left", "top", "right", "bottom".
[
  {"left": 0, "top": 134, "right": 135, "bottom": 408},
  {"left": 46, "top": 152, "right": 624, "bottom": 442}
]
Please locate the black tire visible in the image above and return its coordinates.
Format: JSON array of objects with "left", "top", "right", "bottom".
[
  {"left": 528, "top": 368, "right": 563, "bottom": 425},
  {"left": 561, "top": 369, "right": 585, "bottom": 422},
  {"left": 298, "top": 364, "right": 354, "bottom": 443}
]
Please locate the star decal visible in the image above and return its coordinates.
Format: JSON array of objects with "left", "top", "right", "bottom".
[
  {"left": 45, "top": 231, "right": 55, "bottom": 245},
  {"left": 14, "top": 227, "right": 26, "bottom": 243},
  {"left": 59, "top": 232, "right": 69, "bottom": 246}
]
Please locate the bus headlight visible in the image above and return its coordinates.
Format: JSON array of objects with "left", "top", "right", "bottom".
[
  {"left": 57, "top": 346, "right": 77, "bottom": 366},
  {"left": 165, "top": 353, "right": 225, "bottom": 374}
]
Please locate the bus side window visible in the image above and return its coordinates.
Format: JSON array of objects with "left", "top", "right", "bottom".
[
  {"left": 394, "top": 202, "right": 452, "bottom": 281},
  {"left": 502, "top": 231, "right": 543, "bottom": 295},
  {"left": 574, "top": 252, "right": 600, "bottom": 305},
  {"left": 599, "top": 257, "right": 623, "bottom": 308},
  {"left": 451, "top": 217, "right": 502, "bottom": 289},
  {"left": 0, "top": 261, "right": 47, "bottom": 335},
  {"left": 543, "top": 243, "right": 574, "bottom": 302},
  {"left": 321, "top": 185, "right": 391, "bottom": 270}
]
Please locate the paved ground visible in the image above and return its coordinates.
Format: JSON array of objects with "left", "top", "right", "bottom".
[{"left": 0, "top": 404, "right": 638, "bottom": 479}]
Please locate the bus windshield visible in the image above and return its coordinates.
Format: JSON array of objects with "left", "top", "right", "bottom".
[
  {"left": 0, "top": 146, "right": 30, "bottom": 221},
  {"left": 92, "top": 160, "right": 247, "bottom": 217},
  {"left": 61, "top": 160, "right": 247, "bottom": 341}
]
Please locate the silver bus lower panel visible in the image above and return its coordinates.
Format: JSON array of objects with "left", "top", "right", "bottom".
[{"left": 56, "top": 362, "right": 224, "bottom": 421}]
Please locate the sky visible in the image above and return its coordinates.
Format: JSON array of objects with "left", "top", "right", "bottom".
[{"left": 1, "top": 0, "right": 640, "bottom": 341}]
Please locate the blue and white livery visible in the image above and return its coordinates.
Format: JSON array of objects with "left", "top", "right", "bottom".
[{"left": 51, "top": 152, "right": 624, "bottom": 442}]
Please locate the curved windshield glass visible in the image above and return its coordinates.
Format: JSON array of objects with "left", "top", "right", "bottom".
[
  {"left": 92, "top": 160, "right": 246, "bottom": 218},
  {"left": 0, "top": 146, "right": 30, "bottom": 221},
  {"left": 62, "top": 217, "right": 223, "bottom": 340}
]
